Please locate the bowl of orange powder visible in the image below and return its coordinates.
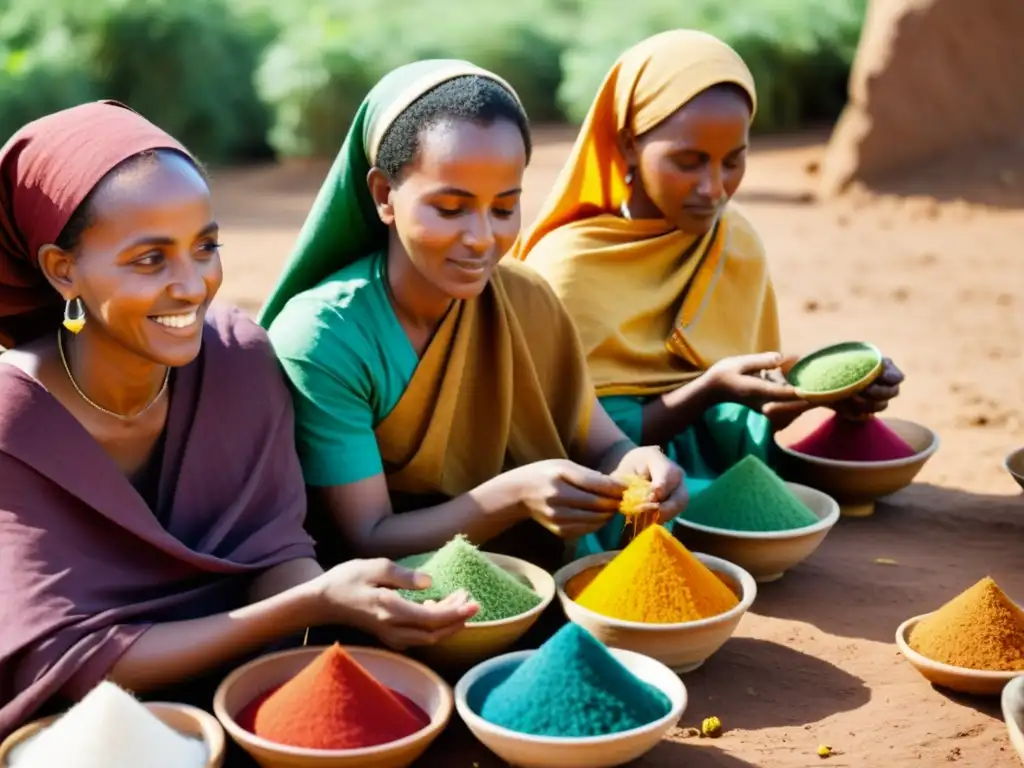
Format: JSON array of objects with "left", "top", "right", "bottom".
[
  {"left": 552, "top": 525, "right": 757, "bottom": 673},
  {"left": 213, "top": 644, "right": 452, "bottom": 767},
  {"left": 775, "top": 414, "right": 939, "bottom": 518},
  {"left": 896, "top": 577, "right": 1024, "bottom": 696}
]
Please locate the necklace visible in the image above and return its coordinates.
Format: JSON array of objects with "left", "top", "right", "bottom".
[{"left": 57, "top": 328, "right": 170, "bottom": 421}]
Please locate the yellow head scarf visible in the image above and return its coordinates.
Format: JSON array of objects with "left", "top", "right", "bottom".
[{"left": 511, "top": 29, "right": 780, "bottom": 397}]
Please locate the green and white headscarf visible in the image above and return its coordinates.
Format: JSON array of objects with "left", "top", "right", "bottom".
[{"left": 258, "top": 59, "right": 521, "bottom": 328}]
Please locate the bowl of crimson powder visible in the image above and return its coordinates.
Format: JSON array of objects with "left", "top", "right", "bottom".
[
  {"left": 775, "top": 414, "right": 939, "bottom": 518},
  {"left": 213, "top": 644, "right": 451, "bottom": 767},
  {"left": 785, "top": 340, "right": 884, "bottom": 404}
]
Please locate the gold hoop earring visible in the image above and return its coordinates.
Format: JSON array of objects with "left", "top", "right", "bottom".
[{"left": 63, "top": 298, "right": 86, "bottom": 334}]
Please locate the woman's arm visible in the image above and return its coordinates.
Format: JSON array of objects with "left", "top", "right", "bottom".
[
  {"left": 313, "top": 474, "right": 527, "bottom": 560},
  {"left": 108, "top": 572, "right": 323, "bottom": 693}
]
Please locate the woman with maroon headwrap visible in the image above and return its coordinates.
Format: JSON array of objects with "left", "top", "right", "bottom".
[{"left": 0, "top": 102, "right": 476, "bottom": 738}]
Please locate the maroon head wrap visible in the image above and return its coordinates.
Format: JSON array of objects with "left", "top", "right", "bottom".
[{"left": 0, "top": 101, "right": 190, "bottom": 348}]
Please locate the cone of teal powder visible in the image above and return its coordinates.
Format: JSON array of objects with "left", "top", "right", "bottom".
[{"left": 476, "top": 624, "right": 672, "bottom": 737}]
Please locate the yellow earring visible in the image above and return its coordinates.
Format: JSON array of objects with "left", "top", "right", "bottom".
[{"left": 63, "top": 298, "right": 86, "bottom": 334}]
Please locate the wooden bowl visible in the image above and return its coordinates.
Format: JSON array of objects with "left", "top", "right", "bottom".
[
  {"left": 1002, "top": 675, "right": 1024, "bottom": 764},
  {"left": 213, "top": 646, "right": 451, "bottom": 768},
  {"left": 895, "top": 614, "right": 1024, "bottom": 696},
  {"left": 673, "top": 482, "right": 840, "bottom": 583},
  {"left": 1005, "top": 447, "right": 1024, "bottom": 492},
  {"left": 454, "top": 647, "right": 686, "bottom": 768},
  {"left": 775, "top": 417, "right": 939, "bottom": 517},
  {"left": 553, "top": 551, "right": 756, "bottom": 673},
  {"left": 786, "top": 341, "right": 884, "bottom": 404},
  {"left": 0, "top": 702, "right": 225, "bottom": 767},
  {"left": 400, "top": 553, "right": 555, "bottom": 670}
]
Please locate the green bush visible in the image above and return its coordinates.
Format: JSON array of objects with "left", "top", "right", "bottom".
[{"left": 559, "top": 0, "right": 866, "bottom": 132}]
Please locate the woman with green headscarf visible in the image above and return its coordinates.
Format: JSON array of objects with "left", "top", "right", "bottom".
[{"left": 261, "top": 60, "right": 688, "bottom": 568}]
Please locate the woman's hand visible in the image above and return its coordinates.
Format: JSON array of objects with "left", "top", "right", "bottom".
[
  {"left": 705, "top": 352, "right": 804, "bottom": 412},
  {"left": 313, "top": 558, "right": 478, "bottom": 650},
  {"left": 502, "top": 459, "right": 625, "bottom": 538},
  {"left": 611, "top": 446, "right": 688, "bottom": 524},
  {"left": 832, "top": 357, "right": 904, "bottom": 420}
]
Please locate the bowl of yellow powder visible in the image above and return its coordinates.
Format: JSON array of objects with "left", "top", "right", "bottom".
[
  {"left": 1003, "top": 675, "right": 1024, "bottom": 764},
  {"left": 396, "top": 537, "right": 556, "bottom": 669},
  {"left": 552, "top": 526, "right": 757, "bottom": 673},
  {"left": 785, "top": 341, "right": 884, "bottom": 404},
  {"left": 673, "top": 458, "right": 841, "bottom": 582},
  {"left": 776, "top": 416, "right": 939, "bottom": 518},
  {"left": 896, "top": 577, "right": 1024, "bottom": 696}
]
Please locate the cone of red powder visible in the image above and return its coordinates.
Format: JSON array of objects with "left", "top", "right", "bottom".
[
  {"left": 788, "top": 414, "right": 917, "bottom": 463},
  {"left": 242, "top": 644, "right": 428, "bottom": 750}
]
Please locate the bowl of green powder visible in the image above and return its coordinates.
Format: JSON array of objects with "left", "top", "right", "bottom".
[
  {"left": 397, "top": 536, "right": 555, "bottom": 669},
  {"left": 454, "top": 624, "right": 686, "bottom": 768},
  {"left": 776, "top": 416, "right": 940, "bottom": 517},
  {"left": 673, "top": 456, "right": 841, "bottom": 583},
  {"left": 785, "top": 341, "right": 884, "bottom": 404}
]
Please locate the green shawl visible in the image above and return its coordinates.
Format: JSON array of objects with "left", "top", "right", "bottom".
[{"left": 258, "top": 59, "right": 519, "bottom": 328}]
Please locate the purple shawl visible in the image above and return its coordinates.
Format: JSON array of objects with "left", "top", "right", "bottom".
[{"left": 0, "top": 305, "right": 316, "bottom": 737}]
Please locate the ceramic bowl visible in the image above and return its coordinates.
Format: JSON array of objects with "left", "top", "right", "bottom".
[
  {"left": 1005, "top": 447, "right": 1024, "bottom": 492},
  {"left": 1002, "top": 675, "right": 1024, "bottom": 764},
  {"left": 400, "top": 552, "right": 555, "bottom": 670},
  {"left": 213, "top": 646, "right": 452, "bottom": 768},
  {"left": 553, "top": 551, "right": 756, "bottom": 673},
  {"left": 454, "top": 647, "right": 686, "bottom": 768},
  {"left": 673, "top": 482, "right": 840, "bottom": 583},
  {"left": 0, "top": 702, "right": 225, "bottom": 767},
  {"left": 775, "top": 416, "right": 939, "bottom": 517},
  {"left": 895, "top": 615, "right": 1024, "bottom": 696},
  {"left": 785, "top": 341, "right": 884, "bottom": 404}
]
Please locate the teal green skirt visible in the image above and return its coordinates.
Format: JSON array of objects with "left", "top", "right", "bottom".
[{"left": 575, "top": 396, "right": 777, "bottom": 558}]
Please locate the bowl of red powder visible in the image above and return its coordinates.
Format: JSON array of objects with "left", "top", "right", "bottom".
[
  {"left": 212, "top": 644, "right": 451, "bottom": 767},
  {"left": 673, "top": 457, "right": 841, "bottom": 583},
  {"left": 1004, "top": 446, "right": 1024, "bottom": 492},
  {"left": 553, "top": 526, "right": 757, "bottom": 673},
  {"left": 775, "top": 414, "right": 939, "bottom": 517},
  {"left": 1003, "top": 676, "right": 1024, "bottom": 764},
  {"left": 895, "top": 577, "right": 1024, "bottom": 696}
]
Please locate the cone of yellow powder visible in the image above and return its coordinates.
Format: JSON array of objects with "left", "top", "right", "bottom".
[{"left": 575, "top": 526, "right": 739, "bottom": 624}]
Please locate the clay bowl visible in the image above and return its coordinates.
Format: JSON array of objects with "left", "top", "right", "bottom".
[
  {"left": 895, "top": 615, "right": 1023, "bottom": 696},
  {"left": 454, "top": 647, "right": 686, "bottom": 768},
  {"left": 0, "top": 702, "right": 225, "bottom": 767},
  {"left": 213, "top": 646, "right": 451, "bottom": 768},
  {"left": 785, "top": 341, "right": 884, "bottom": 405},
  {"left": 553, "top": 551, "right": 756, "bottom": 673},
  {"left": 775, "top": 416, "right": 939, "bottom": 517},
  {"left": 397, "top": 552, "right": 556, "bottom": 670},
  {"left": 1004, "top": 447, "right": 1024, "bottom": 492},
  {"left": 673, "top": 482, "right": 840, "bottom": 583},
  {"left": 1002, "top": 675, "right": 1024, "bottom": 764}
]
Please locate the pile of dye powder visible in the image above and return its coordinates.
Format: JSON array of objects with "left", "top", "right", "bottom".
[
  {"left": 908, "top": 577, "right": 1024, "bottom": 671},
  {"left": 681, "top": 455, "right": 819, "bottom": 532},
  {"left": 790, "top": 348, "right": 879, "bottom": 393},
  {"left": 397, "top": 535, "right": 541, "bottom": 622},
  {"left": 8, "top": 681, "right": 207, "bottom": 768},
  {"left": 788, "top": 413, "right": 917, "bottom": 462},
  {"left": 239, "top": 643, "right": 429, "bottom": 750},
  {"left": 574, "top": 525, "right": 739, "bottom": 623},
  {"left": 478, "top": 623, "right": 671, "bottom": 737}
]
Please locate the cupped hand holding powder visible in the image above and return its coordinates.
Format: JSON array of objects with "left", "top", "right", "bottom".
[{"left": 311, "top": 558, "right": 479, "bottom": 650}]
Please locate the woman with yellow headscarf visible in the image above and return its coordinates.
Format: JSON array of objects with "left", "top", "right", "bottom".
[{"left": 513, "top": 30, "right": 904, "bottom": 551}]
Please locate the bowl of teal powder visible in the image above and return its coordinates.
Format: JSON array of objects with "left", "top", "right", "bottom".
[
  {"left": 397, "top": 536, "right": 555, "bottom": 669},
  {"left": 454, "top": 623, "right": 686, "bottom": 768},
  {"left": 785, "top": 341, "right": 884, "bottom": 404},
  {"left": 673, "top": 456, "right": 841, "bottom": 583}
]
